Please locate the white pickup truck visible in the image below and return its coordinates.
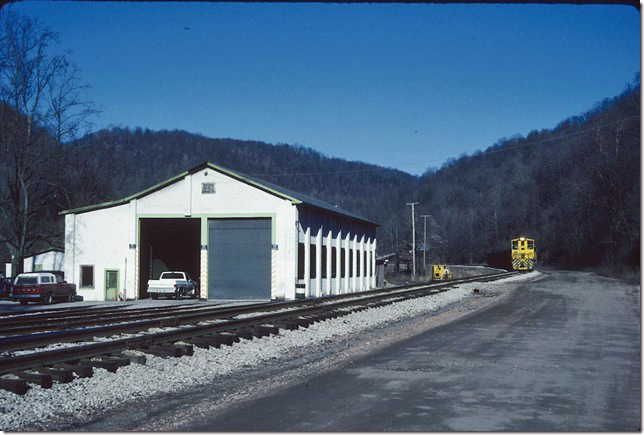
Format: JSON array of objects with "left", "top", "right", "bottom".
[{"left": 147, "top": 271, "right": 198, "bottom": 300}]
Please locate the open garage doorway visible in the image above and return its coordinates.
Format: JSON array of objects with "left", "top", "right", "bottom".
[{"left": 138, "top": 218, "right": 201, "bottom": 299}]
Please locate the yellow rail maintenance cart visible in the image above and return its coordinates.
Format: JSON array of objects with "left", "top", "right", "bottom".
[{"left": 431, "top": 264, "right": 452, "bottom": 281}]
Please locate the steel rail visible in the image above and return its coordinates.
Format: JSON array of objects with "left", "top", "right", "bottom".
[
  {"left": 0, "top": 302, "right": 228, "bottom": 327},
  {"left": 0, "top": 305, "right": 133, "bottom": 326},
  {"left": 0, "top": 303, "right": 268, "bottom": 335},
  {"left": 0, "top": 272, "right": 516, "bottom": 353},
  {"left": 0, "top": 271, "right": 519, "bottom": 374},
  {"left": 0, "top": 304, "right": 106, "bottom": 319}
]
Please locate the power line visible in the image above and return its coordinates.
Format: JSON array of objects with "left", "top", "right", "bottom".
[{"left": 247, "top": 114, "right": 640, "bottom": 178}]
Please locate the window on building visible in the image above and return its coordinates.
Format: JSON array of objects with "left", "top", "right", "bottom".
[
  {"left": 364, "top": 251, "right": 368, "bottom": 276},
  {"left": 356, "top": 250, "right": 361, "bottom": 276},
  {"left": 202, "top": 182, "right": 215, "bottom": 194},
  {"left": 331, "top": 247, "right": 337, "bottom": 278},
  {"left": 321, "top": 246, "right": 327, "bottom": 278},
  {"left": 297, "top": 243, "right": 305, "bottom": 280},
  {"left": 310, "top": 244, "right": 316, "bottom": 279},
  {"left": 80, "top": 265, "right": 94, "bottom": 288},
  {"left": 341, "top": 248, "right": 346, "bottom": 278},
  {"left": 349, "top": 250, "right": 353, "bottom": 277}
]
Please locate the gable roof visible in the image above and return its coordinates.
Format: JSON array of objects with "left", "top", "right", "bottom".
[{"left": 61, "top": 161, "right": 378, "bottom": 226}]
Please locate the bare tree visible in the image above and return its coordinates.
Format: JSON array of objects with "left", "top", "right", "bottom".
[{"left": 0, "top": 9, "right": 97, "bottom": 275}]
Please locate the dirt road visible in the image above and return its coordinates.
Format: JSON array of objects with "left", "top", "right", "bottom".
[{"left": 183, "top": 270, "right": 640, "bottom": 431}]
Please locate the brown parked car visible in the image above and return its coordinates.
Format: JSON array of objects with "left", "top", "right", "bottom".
[{"left": 11, "top": 271, "right": 77, "bottom": 305}]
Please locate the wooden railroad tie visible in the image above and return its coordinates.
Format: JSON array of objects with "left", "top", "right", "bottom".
[
  {"left": 269, "top": 321, "right": 299, "bottom": 330},
  {"left": 216, "top": 333, "right": 240, "bottom": 344},
  {"left": 77, "top": 357, "right": 130, "bottom": 373},
  {"left": 187, "top": 335, "right": 222, "bottom": 349},
  {"left": 13, "top": 371, "right": 52, "bottom": 389},
  {"left": 36, "top": 367, "right": 75, "bottom": 383},
  {"left": 233, "top": 329, "right": 255, "bottom": 340},
  {"left": 109, "top": 353, "right": 147, "bottom": 365},
  {"left": 0, "top": 377, "right": 28, "bottom": 395},
  {"left": 139, "top": 343, "right": 193, "bottom": 358},
  {"left": 54, "top": 363, "right": 94, "bottom": 378},
  {"left": 293, "top": 317, "right": 314, "bottom": 327},
  {"left": 251, "top": 325, "right": 279, "bottom": 337},
  {"left": 173, "top": 344, "right": 194, "bottom": 357}
]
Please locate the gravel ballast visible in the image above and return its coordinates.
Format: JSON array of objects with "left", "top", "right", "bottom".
[{"left": 0, "top": 272, "right": 538, "bottom": 431}]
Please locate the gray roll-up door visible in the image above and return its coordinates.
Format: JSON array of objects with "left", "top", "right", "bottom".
[{"left": 208, "top": 218, "right": 272, "bottom": 300}]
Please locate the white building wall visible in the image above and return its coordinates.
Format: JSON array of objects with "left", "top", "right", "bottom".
[
  {"left": 66, "top": 167, "right": 300, "bottom": 302},
  {"left": 64, "top": 165, "right": 373, "bottom": 302},
  {"left": 65, "top": 205, "right": 130, "bottom": 302},
  {"left": 138, "top": 168, "right": 298, "bottom": 301}
]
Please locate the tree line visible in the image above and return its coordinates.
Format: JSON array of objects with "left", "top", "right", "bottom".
[
  {"left": 415, "top": 77, "right": 640, "bottom": 275},
  {"left": 0, "top": 10, "right": 639, "bottom": 278}
]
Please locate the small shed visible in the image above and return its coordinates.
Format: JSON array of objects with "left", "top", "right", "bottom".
[
  {"left": 4, "top": 248, "right": 65, "bottom": 277},
  {"left": 62, "top": 162, "right": 378, "bottom": 302},
  {"left": 24, "top": 249, "right": 65, "bottom": 273}
]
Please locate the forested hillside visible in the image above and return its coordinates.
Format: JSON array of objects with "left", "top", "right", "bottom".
[
  {"left": 416, "top": 78, "right": 640, "bottom": 273},
  {"left": 2, "top": 79, "right": 639, "bottom": 276},
  {"left": 1, "top": 9, "right": 637, "bottom": 277},
  {"left": 70, "top": 130, "right": 418, "bottom": 254},
  {"left": 67, "top": 77, "right": 639, "bottom": 275}
]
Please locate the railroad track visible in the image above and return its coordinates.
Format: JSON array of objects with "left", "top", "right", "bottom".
[{"left": 0, "top": 271, "right": 518, "bottom": 395}]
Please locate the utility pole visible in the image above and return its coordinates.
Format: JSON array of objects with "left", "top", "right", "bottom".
[
  {"left": 406, "top": 202, "right": 419, "bottom": 278},
  {"left": 421, "top": 214, "right": 431, "bottom": 275}
]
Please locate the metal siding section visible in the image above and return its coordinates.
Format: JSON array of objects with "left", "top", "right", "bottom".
[{"left": 208, "top": 218, "right": 271, "bottom": 300}]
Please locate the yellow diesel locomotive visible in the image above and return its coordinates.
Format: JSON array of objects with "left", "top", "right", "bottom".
[{"left": 511, "top": 237, "right": 535, "bottom": 271}]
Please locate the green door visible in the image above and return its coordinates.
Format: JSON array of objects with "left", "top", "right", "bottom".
[{"left": 105, "top": 269, "right": 119, "bottom": 301}]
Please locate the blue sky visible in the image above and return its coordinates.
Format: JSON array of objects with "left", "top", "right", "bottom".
[{"left": 12, "top": 2, "right": 640, "bottom": 175}]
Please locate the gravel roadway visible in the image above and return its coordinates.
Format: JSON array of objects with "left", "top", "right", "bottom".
[{"left": 57, "top": 270, "right": 640, "bottom": 432}]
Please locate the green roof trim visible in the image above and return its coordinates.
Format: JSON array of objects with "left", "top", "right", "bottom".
[
  {"left": 60, "top": 161, "right": 376, "bottom": 226},
  {"left": 200, "top": 162, "right": 303, "bottom": 205},
  {"left": 60, "top": 170, "right": 191, "bottom": 215}
]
